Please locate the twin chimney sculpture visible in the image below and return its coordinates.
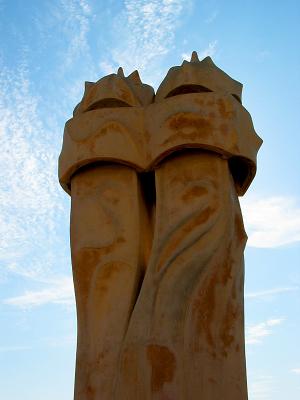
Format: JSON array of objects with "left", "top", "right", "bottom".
[{"left": 59, "top": 52, "right": 262, "bottom": 399}]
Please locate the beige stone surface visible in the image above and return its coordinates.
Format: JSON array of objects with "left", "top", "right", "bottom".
[
  {"left": 59, "top": 52, "right": 262, "bottom": 399},
  {"left": 71, "top": 165, "right": 152, "bottom": 398},
  {"left": 59, "top": 54, "right": 262, "bottom": 196},
  {"left": 115, "top": 151, "right": 247, "bottom": 399}
]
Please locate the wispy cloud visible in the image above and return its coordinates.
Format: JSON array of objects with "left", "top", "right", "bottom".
[
  {"left": 0, "top": 60, "right": 66, "bottom": 280},
  {"left": 256, "top": 50, "right": 271, "bottom": 62},
  {"left": 0, "top": 345, "right": 31, "bottom": 353},
  {"left": 99, "top": 0, "right": 191, "bottom": 83},
  {"left": 246, "top": 318, "right": 284, "bottom": 345},
  {"left": 246, "top": 286, "right": 299, "bottom": 299},
  {"left": 205, "top": 10, "right": 218, "bottom": 24},
  {"left": 197, "top": 40, "right": 218, "bottom": 59},
  {"left": 49, "top": 0, "right": 98, "bottom": 107},
  {"left": 241, "top": 196, "right": 300, "bottom": 248},
  {"left": 248, "top": 375, "right": 276, "bottom": 400},
  {"left": 0, "top": 3, "right": 96, "bottom": 290},
  {"left": 4, "top": 277, "right": 74, "bottom": 308},
  {"left": 98, "top": 60, "right": 115, "bottom": 75},
  {"left": 181, "top": 40, "right": 217, "bottom": 62},
  {"left": 291, "top": 368, "right": 300, "bottom": 375},
  {"left": 58, "top": 0, "right": 93, "bottom": 69},
  {"left": 43, "top": 334, "right": 76, "bottom": 348},
  {"left": 0, "top": 2, "right": 96, "bottom": 305}
]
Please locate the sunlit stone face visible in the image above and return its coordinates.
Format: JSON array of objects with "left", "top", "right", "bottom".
[{"left": 59, "top": 52, "right": 262, "bottom": 399}]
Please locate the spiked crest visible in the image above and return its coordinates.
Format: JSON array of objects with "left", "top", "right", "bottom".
[
  {"left": 73, "top": 68, "right": 154, "bottom": 115},
  {"left": 155, "top": 51, "right": 243, "bottom": 102}
]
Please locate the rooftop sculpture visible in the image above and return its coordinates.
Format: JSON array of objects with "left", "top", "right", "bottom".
[{"left": 59, "top": 51, "right": 262, "bottom": 399}]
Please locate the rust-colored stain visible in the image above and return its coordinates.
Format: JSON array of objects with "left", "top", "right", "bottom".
[
  {"left": 118, "top": 87, "right": 133, "bottom": 105},
  {"left": 221, "top": 350, "right": 228, "bottom": 358},
  {"left": 220, "top": 246, "right": 233, "bottom": 285},
  {"left": 79, "top": 121, "right": 127, "bottom": 152},
  {"left": 194, "top": 97, "right": 214, "bottom": 107},
  {"left": 162, "top": 113, "right": 212, "bottom": 145},
  {"left": 146, "top": 345, "right": 176, "bottom": 392},
  {"left": 220, "top": 300, "right": 238, "bottom": 352},
  {"left": 181, "top": 186, "right": 208, "bottom": 202},
  {"left": 156, "top": 207, "right": 214, "bottom": 271},
  {"left": 73, "top": 248, "right": 103, "bottom": 299},
  {"left": 169, "top": 163, "right": 218, "bottom": 186},
  {"left": 96, "top": 349, "right": 109, "bottom": 365},
  {"left": 217, "top": 98, "right": 235, "bottom": 119},
  {"left": 73, "top": 237, "right": 126, "bottom": 296},
  {"left": 83, "top": 237, "right": 125, "bottom": 260},
  {"left": 97, "top": 260, "right": 123, "bottom": 283},
  {"left": 208, "top": 377, "right": 217, "bottom": 384},
  {"left": 86, "top": 384, "right": 95, "bottom": 398},
  {"left": 168, "top": 113, "right": 211, "bottom": 130},
  {"left": 73, "top": 174, "right": 97, "bottom": 192},
  {"left": 102, "top": 187, "right": 121, "bottom": 205},
  {"left": 193, "top": 271, "right": 218, "bottom": 348}
]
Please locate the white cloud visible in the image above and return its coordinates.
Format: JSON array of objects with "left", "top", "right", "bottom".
[
  {"left": 4, "top": 276, "right": 74, "bottom": 308},
  {"left": 241, "top": 196, "right": 300, "bottom": 248},
  {"left": 246, "top": 286, "right": 299, "bottom": 299},
  {"left": 246, "top": 318, "right": 284, "bottom": 345}
]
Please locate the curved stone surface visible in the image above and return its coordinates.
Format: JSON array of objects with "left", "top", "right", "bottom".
[
  {"left": 59, "top": 93, "right": 261, "bottom": 196},
  {"left": 155, "top": 53, "right": 243, "bottom": 103},
  {"left": 147, "top": 93, "right": 262, "bottom": 195},
  {"left": 115, "top": 151, "right": 248, "bottom": 399},
  {"left": 59, "top": 52, "right": 262, "bottom": 400}
]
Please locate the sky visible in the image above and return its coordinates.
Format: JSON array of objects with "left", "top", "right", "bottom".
[{"left": 0, "top": 0, "right": 299, "bottom": 399}]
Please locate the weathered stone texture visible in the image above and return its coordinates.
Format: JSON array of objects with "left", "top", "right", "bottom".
[{"left": 59, "top": 52, "right": 262, "bottom": 399}]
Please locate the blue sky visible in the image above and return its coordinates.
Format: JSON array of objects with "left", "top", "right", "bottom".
[{"left": 0, "top": 0, "right": 299, "bottom": 399}]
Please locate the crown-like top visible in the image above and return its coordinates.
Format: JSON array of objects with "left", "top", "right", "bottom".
[
  {"left": 73, "top": 67, "right": 154, "bottom": 115},
  {"left": 155, "top": 51, "right": 243, "bottom": 103}
]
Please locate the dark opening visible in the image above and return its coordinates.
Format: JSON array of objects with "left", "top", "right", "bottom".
[
  {"left": 137, "top": 171, "right": 156, "bottom": 293},
  {"left": 231, "top": 94, "right": 241, "bottom": 103},
  {"left": 228, "top": 157, "right": 249, "bottom": 192},
  {"left": 165, "top": 84, "right": 213, "bottom": 99},
  {"left": 86, "top": 98, "right": 131, "bottom": 112},
  {"left": 139, "top": 170, "right": 156, "bottom": 215}
]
